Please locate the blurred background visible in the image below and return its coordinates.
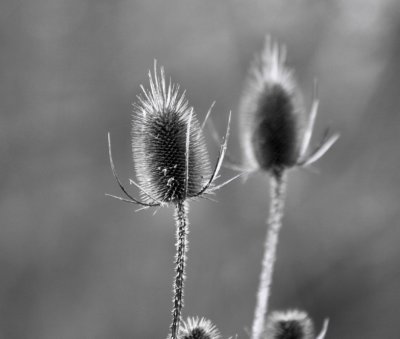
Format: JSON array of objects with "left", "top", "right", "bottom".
[{"left": 1, "top": 0, "right": 400, "bottom": 338}]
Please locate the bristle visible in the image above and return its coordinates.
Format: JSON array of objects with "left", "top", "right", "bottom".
[
  {"left": 264, "top": 310, "right": 314, "bottom": 339},
  {"left": 132, "top": 62, "right": 211, "bottom": 204},
  {"left": 178, "top": 317, "right": 221, "bottom": 339},
  {"left": 239, "top": 37, "right": 304, "bottom": 174}
]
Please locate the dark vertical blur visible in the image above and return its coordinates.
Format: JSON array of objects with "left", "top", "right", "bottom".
[{"left": 0, "top": 0, "right": 399, "bottom": 338}]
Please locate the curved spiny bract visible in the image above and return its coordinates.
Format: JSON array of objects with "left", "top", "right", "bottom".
[{"left": 132, "top": 63, "right": 211, "bottom": 204}]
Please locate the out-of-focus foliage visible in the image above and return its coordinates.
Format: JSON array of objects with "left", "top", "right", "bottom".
[{"left": 0, "top": 0, "right": 399, "bottom": 338}]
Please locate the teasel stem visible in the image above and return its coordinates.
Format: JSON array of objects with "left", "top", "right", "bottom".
[
  {"left": 251, "top": 169, "right": 287, "bottom": 339},
  {"left": 170, "top": 200, "right": 189, "bottom": 339}
]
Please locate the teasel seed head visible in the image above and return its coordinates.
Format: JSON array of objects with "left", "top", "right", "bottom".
[
  {"left": 178, "top": 317, "right": 222, "bottom": 339},
  {"left": 107, "top": 62, "right": 236, "bottom": 209},
  {"left": 239, "top": 36, "right": 339, "bottom": 176},
  {"left": 264, "top": 310, "right": 314, "bottom": 339},
  {"left": 132, "top": 62, "right": 211, "bottom": 204},
  {"left": 239, "top": 37, "right": 303, "bottom": 174}
]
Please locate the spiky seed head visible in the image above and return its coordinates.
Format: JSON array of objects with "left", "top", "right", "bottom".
[
  {"left": 264, "top": 310, "right": 314, "bottom": 339},
  {"left": 132, "top": 62, "right": 211, "bottom": 204},
  {"left": 239, "top": 37, "right": 304, "bottom": 175},
  {"left": 178, "top": 317, "right": 221, "bottom": 339}
]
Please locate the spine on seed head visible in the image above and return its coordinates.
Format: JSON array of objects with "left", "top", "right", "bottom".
[
  {"left": 132, "top": 62, "right": 211, "bottom": 204},
  {"left": 239, "top": 37, "right": 304, "bottom": 174}
]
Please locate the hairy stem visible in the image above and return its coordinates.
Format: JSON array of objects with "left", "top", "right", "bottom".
[
  {"left": 170, "top": 201, "right": 189, "bottom": 339},
  {"left": 251, "top": 170, "right": 287, "bottom": 339}
]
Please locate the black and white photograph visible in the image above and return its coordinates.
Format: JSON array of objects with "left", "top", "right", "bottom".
[{"left": 1, "top": 1, "right": 399, "bottom": 338}]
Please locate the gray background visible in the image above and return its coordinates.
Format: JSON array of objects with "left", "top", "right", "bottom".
[{"left": 1, "top": 0, "right": 399, "bottom": 338}]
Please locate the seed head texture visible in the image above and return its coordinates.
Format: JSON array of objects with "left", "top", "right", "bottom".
[{"left": 132, "top": 63, "right": 211, "bottom": 204}]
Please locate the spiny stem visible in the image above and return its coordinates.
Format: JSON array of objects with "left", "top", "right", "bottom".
[
  {"left": 251, "top": 170, "right": 287, "bottom": 339},
  {"left": 170, "top": 201, "right": 189, "bottom": 339}
]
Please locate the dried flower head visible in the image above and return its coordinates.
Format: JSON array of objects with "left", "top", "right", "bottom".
[
  {"left": 131, "top": 66, "right": 211, "bottom": 204},
  {"left": 106, "top": 62, "right": 239, "bottom": 339},
  {"left": 239, "top": 36, "right": 338, "bottom": 176},
  {"left": 264, "top": 310, "right": 314, "bottom": 339},
  {"left": 178, "top": 317, "right": 222, "bottom": 339},
  {"left": 107, "top": 61, "right": 238, "bottom": 209}
]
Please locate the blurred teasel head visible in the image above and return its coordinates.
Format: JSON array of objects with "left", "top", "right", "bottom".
[
  {"left": 264, "top": 310, "right": 329, "bottom": 339},
  {"left": 239, "top": 36, "right": 339, "bottom": 177},
  {"left": 264, "top": 310, "right": 314, "bottom": 339},
  {"left": 178, "top": 317, "right": 222, "bottom": 339}
]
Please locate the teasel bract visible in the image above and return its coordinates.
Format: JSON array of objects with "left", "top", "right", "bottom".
[
  {"left": 107, "top": 62, "right": 238, "bottom": 339},
  {"left": 239, "top": 37, "right": 338, "bottom": 339}
]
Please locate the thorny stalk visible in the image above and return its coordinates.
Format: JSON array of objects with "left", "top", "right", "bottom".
[
  {"left": 170, "top": 201, "right": 189, "bottom": 339},
  {"left": 251, "top": 170, "right": 287, "bottom": 339}
]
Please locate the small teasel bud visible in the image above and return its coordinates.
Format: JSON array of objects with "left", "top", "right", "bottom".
[
  {"left": 132, "top": 62, "right": 211, "bottom": 204},
  {"left": 178, "top": 317, "right": 222, "bottom": 339},
  {"left": 239, "top": 37, "right": 304, "bottom": 174},
  {"left": 264, "top": 310, "right": 314, "bottom": 339}
]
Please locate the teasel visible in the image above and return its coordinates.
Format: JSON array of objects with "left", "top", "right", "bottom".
[
  {"left": 238, "top": 37, "right": 339, "bottom": 339},
  {"left": 264, "top": 310, "right": 329, "bottom": 339},
  {"left": 106, "top": 62, "right": 238, "bottom": 339},
  {"left": 177, "top": 317, "right": 222, "bottom": 339}
]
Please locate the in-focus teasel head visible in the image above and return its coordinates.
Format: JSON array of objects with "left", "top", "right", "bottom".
[
  {"left": 239, "top": 36, "right": 339, "bottom": 176},
  {"left": 178, "top": 317, "right": 222, "bottom": 339},
  {"left": 131, "top": 64, "right": 211, "bottom": 204},
  {"left": 107, "top": 61, "right": 236, "bottom": 209},
  {"left": 264, "top": 310, "right": 329, "bottom": 339}
]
